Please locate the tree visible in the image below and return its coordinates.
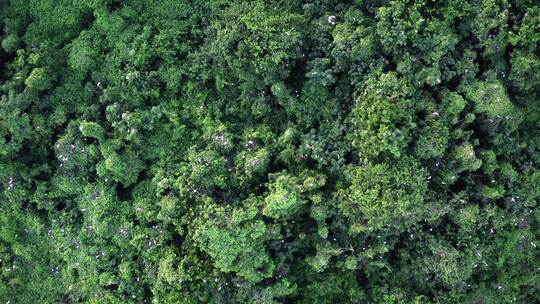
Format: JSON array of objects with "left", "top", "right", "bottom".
[
  {"left": 351, "top": 71, "right": 416, "bottom": 159},
  {"left": 340, "top": 159, "right": 429, "bottom": 234}
]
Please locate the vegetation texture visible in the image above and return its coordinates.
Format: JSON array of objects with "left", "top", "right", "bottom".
[{"left": 1, "top": 0, "right": 539, "bottom": 303}]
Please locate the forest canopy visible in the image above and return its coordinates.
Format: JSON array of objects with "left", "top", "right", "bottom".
[{"left": 0, "top": 0, "right": 539, "bottom": 303}]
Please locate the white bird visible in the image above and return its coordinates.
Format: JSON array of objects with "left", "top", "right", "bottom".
[{"left": 328, "top": 16, "right": 336, "bottom": 25}]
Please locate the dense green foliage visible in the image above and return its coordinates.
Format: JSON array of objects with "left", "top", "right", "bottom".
[{"left": 1, "top": 0, "right": 539, "bottom": 303}]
